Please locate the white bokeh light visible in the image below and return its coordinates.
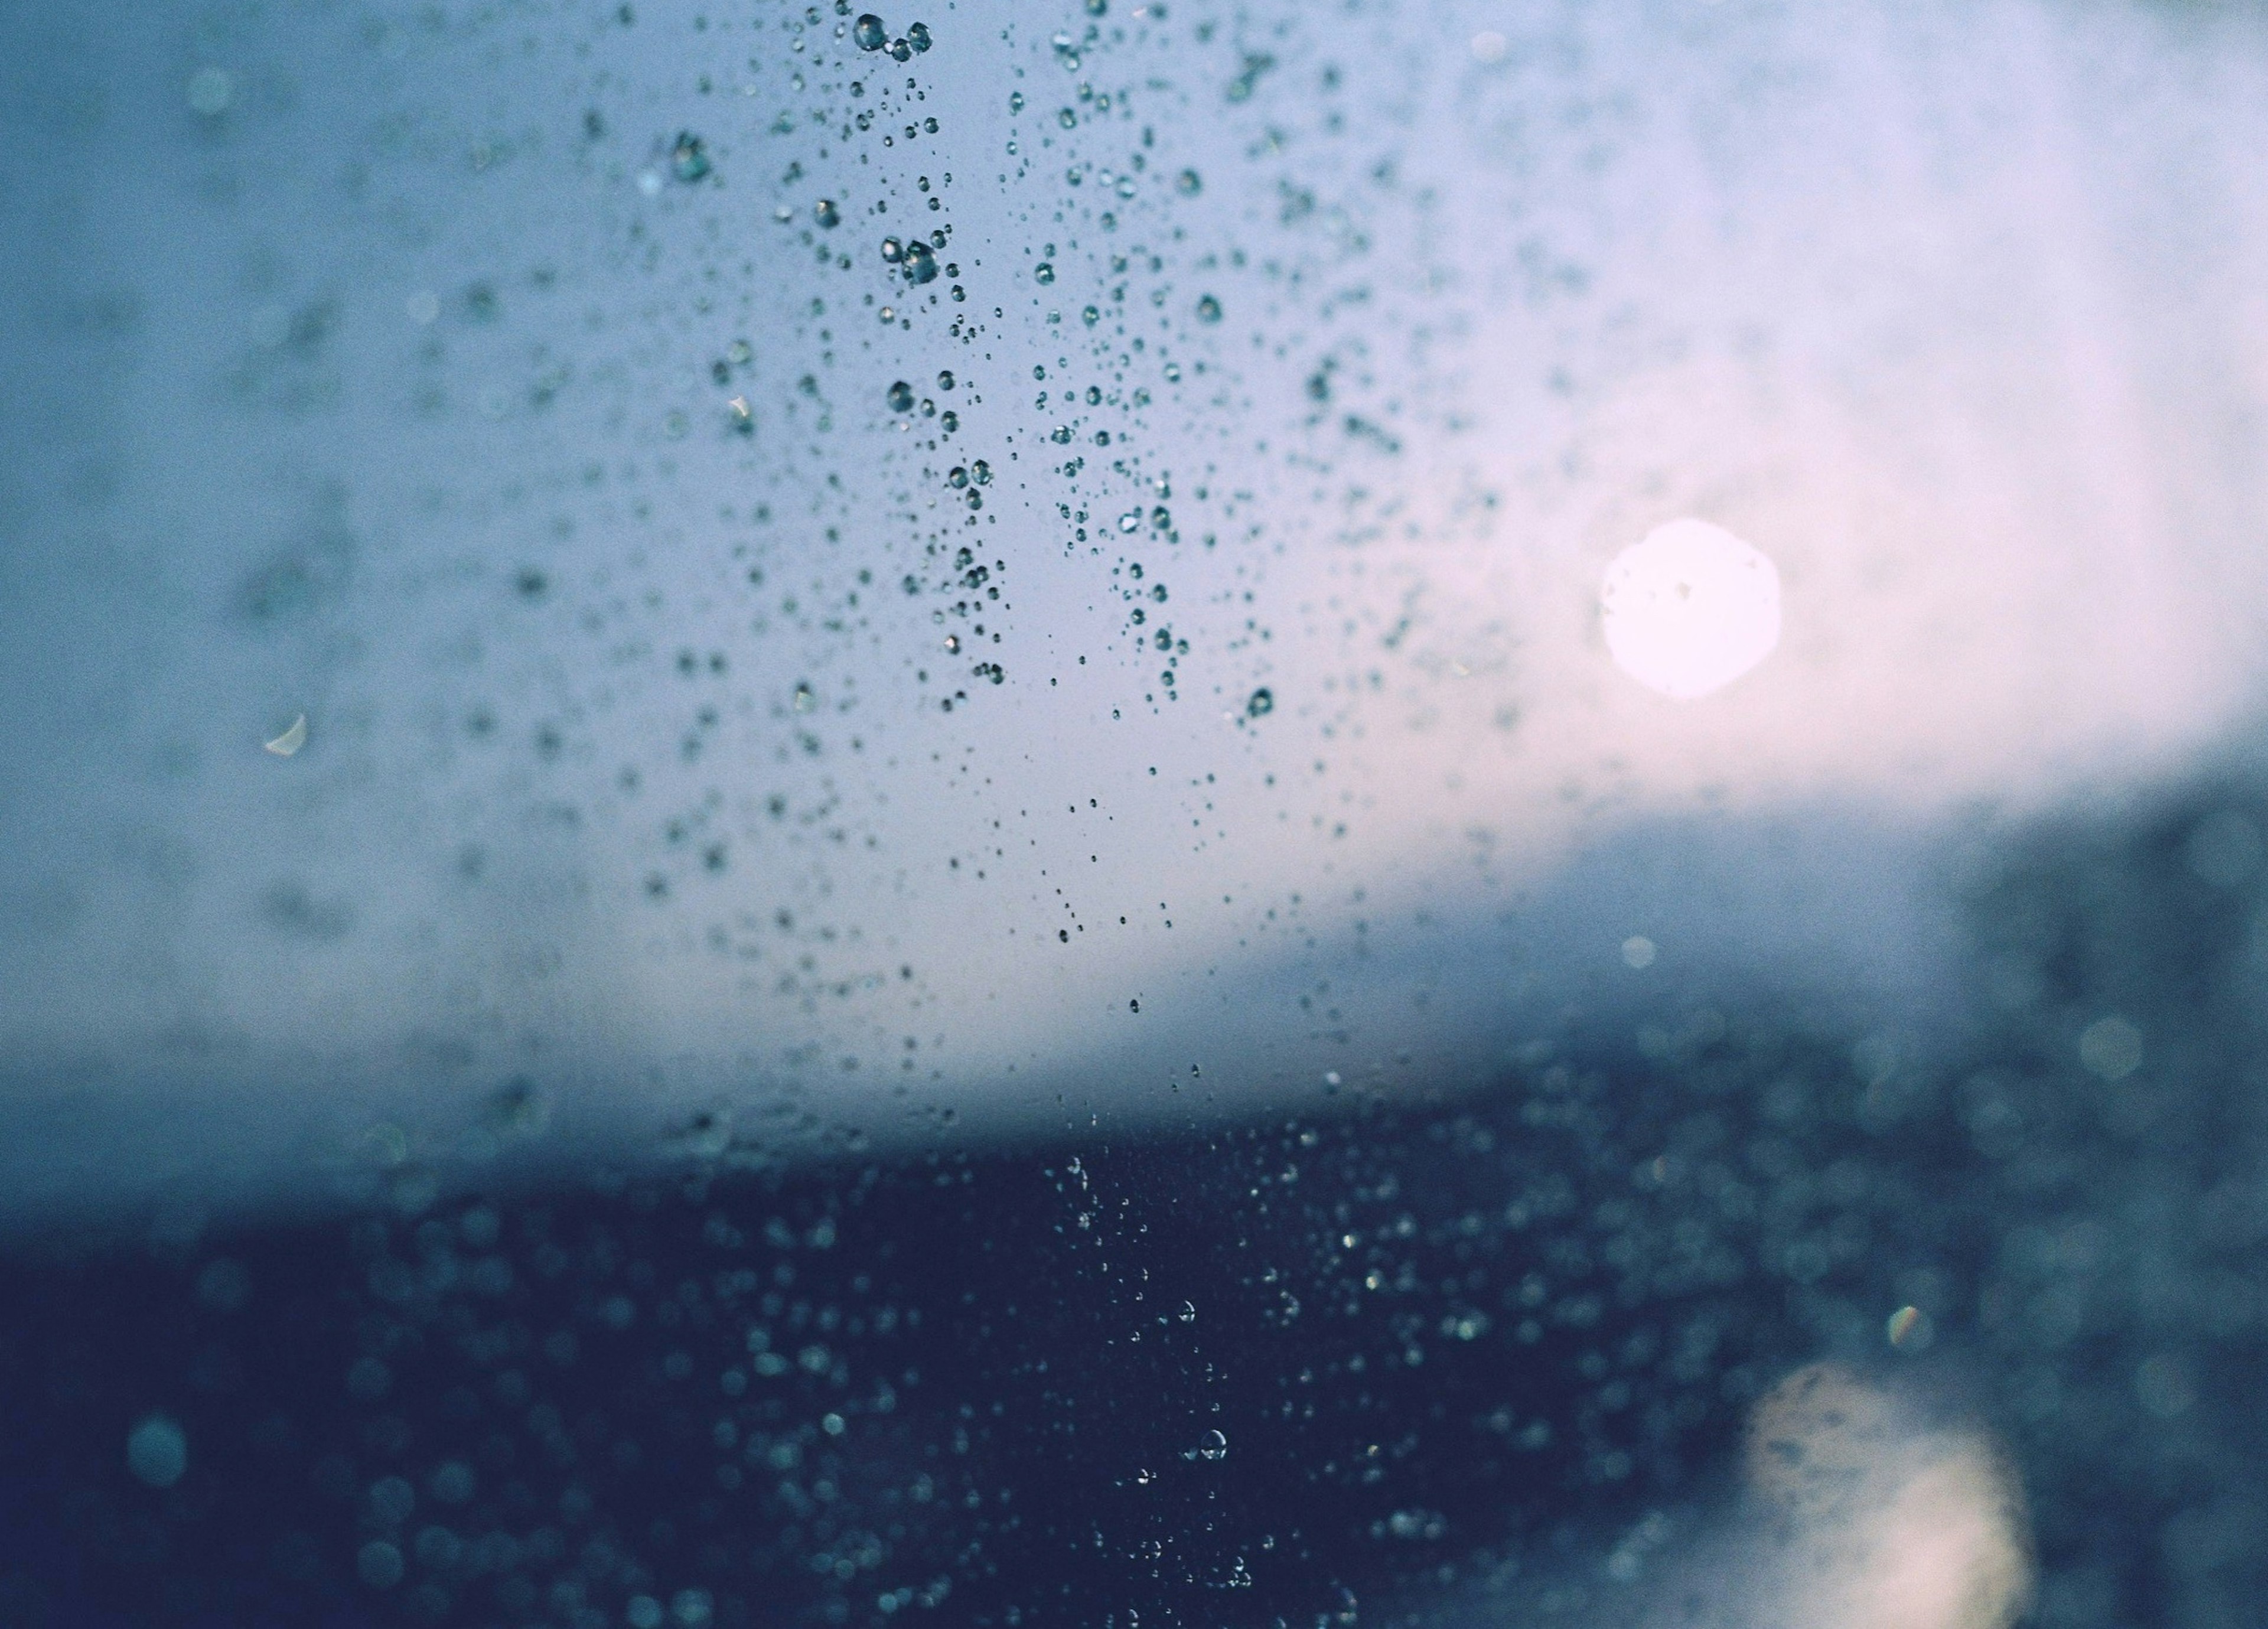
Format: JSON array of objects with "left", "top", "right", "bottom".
[{"left": 1601, "top": 519, "right": 1783, "bottom": 700}]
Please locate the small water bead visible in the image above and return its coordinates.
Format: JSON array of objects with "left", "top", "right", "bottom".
[
  {"left": 887, "top": 380, "right": 915, "bottom": 413},
  {"left": 1118, "top": 511, "right": 1141, "bottom": 533},
  {"left": 971, "top": 460, "right": 992, "bottom": 484},
  {"left": 187, "top": 66, "right": 233, "bottom": 116},
  {"left": 1058, "top": 107, "right": 1078, "bottom": 129},
  {"left": 1082, "top": 305, "right": 1099, "bottom": 326},
  {"left": 907, "top": 21, "right": 931, "bottom": 51},
  {"left": 937, "top": 370, "right": 955, "bottom": 390},
  {"left": 1175, "top": 168, "right": 1201, "bottom": 195},
  {"left": 1084, "top": 385, "right": 1103, "bottom": 405},
  {"left": 814, "top": 198, "right": 841, "bottom": 228},
  {"left": 1195, "top": 294, "right": 1222, "bottom": 322},
  {"left": 888, "top": 37, "right": 911, "bottom": 61},
  {"left": 949, "top": 466, "right": 968, "bottom": 488},
  {"left": 881, "top": 236, "right": 903, "bottom": 263},
  {"left": 127, "top": 1415, "right": 188, "bottom": 1488},
  {"left": 670, "top": 132, "right": 711, "bottom": 182},
  {"left": 945, "top": 635, "right": 960, "bottom": 653},
  {"left": 901, "top": 241, "right": 939, "bottom": 284},
  {"left": 1245, "top": 688, "right": 1274, "bottom": 718},
  {"left": 1197, "top": 1429, "right": 1228, "bottom": 1461},
  {"left": 1034, "top": 262, "right": 1055, "bottom": 285},
  {"left": 853, "top": 13, "right": 887, "bottom": 49},
  {"left": 1009, "top": 92, "right": 1025, "bottom": 112}
]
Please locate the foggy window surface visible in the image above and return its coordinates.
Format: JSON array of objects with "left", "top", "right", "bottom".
[{"left": 3, "top": 0, "right": 2267, "bottom": 1624}]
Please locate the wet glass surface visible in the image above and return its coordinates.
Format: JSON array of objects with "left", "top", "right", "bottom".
[{"left": 4, "top": 0, "right": 2268, "bottom": 1623}]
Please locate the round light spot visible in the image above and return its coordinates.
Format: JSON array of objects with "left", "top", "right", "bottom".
[
  {"left": 2077, "top": 1016, "right": 2143, "bottom": 1081},
  {"left": 1621, "top": 935, "right": 1657, "bottom": 969},
  {"left": 1600, "top": 518, "right": 1781, "bottom": 700},
  {"left": 126, "top": 1414, "right": 187, "bottom": 1488},
  {"left": 356, "top": 1540, "right": 404, "bottom": 1588},
  {"left": 185, "top": 67, "right": 233, "bottom": 116}
]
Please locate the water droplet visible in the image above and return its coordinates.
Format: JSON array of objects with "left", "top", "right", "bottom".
[
  {"left": 937, "top": 370, "right": 955, "bottom": 390},
  {"left": 944, "top": 635, "right": 960, "bottom": 653},
  {"left": 357, "top": 1540, "right": 404, "bottom": 1588},
  {"left": 972, "top": 460, "right": 991, "bottom": 484},
  {"left": 881, "top": 236, "right": 904, "bottom": 263},
  {"left": 670, "top": 132, "right": 711, "bottom": 183},
  {"left": 1195, "top": 294, "right": 1222, "bottom": 322},
  {"left": 853, "top": 13, "right": 888, "bottom": 50},
  {"left": 814, "top": 198, "right": 840, "bottom": 228},
  {"left": 1009, "top": 92, "right": 1025, "bottom": 112},
  {"left": 1178, "top": 1299, "right": 1197, "bottom": 1322},
  {"left": 186, "top": 67, "right": 233, "bottom": 116},
  {"left": 1058, "top": 107, "right": 1078, "bottom": 129},
  {"left": 1244, "top": 688, "right": 1273, "bottom": 719},
  {"left": 887, "top": 380, "right": 915, "bottom": 413},
  {"left": 126, "top": 1415, "right": 188, "bottom": 1488},
  {"left": 907, "top": 21, "right": 932, "bottom": 51},
  {"left": 1198, "top": 1428, "right": 1228, "bottom": 1461},
  {"left": 902, "top": 241, "right": 939, "bottom": 284},
  {"left": 1175, "top": 168, "right": 1201, "bottom": 195},
  {"left": 264, "top": 713, "right": 309, "bottom": 756},
  {"left": 793, "top": 683, "right": 816, "bottom": 713},
  {"left": 1034, "top": 262, "right": 1055, "bottom": 285},
  {"left": 948, "top": 466, "right": 968, "bottom": 488},
  {"left": 1118, "top": 511, "right": 1141, "bottom": 534}
]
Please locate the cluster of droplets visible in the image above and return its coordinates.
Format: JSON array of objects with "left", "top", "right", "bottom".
[{"left": 853, "top": 13, "right": 932, "bottom": 61}]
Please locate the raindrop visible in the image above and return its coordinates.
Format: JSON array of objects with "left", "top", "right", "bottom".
[
  {"left": 1034, "top": 262, "right": 1055, "bottom": 285},
  {"left": 887, "top": 380, "right": 915, "bottom": 413},
  {"left": 670, "top": 132, "right": 711, "bottom": 182},
  {"left": 881, "top": 236, "right": 904, "bottom": 263},
  {"left": 902, "top": 241, "right": 939, "bottom": 284},
  {"left": 853, "top": 14, "right": 888, "bottom": 50},
  {"left": 126, "top": 1415, "right": 187, "bottom": 1488},
  {"left": 264, "top": 714, "right": 308, "bottom": 757},
  {"left": 1195, "top": 294, "right": 1222, "bottom": 322},
  {"left": 814, "top": 198, "right": 841, "bottom": 228},
  {"left": 1175, "top": 168, "right": 1201, "bottom": 195},
  {"left": 1058, "top": 107, "right": 1078, "bottom": 129},
  {"left": 937, "top": 370, "right": 956, "bottom": 390},
  {"left": 1245, "top": 688, "right": 1273, "bottom": 718},
  {"left": 186, "top": 67, "right": 233, "bottom": 116},
  {"left": 1197, "top": 1429, "right": 1228, "bottom": 1461},
  {"left": 907, "top": 21, "right": 932, "bottom": 52}
]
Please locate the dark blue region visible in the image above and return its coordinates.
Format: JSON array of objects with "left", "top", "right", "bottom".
[{"left": 4, "top": 779, "right": 2268, "bottom": 1628}]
